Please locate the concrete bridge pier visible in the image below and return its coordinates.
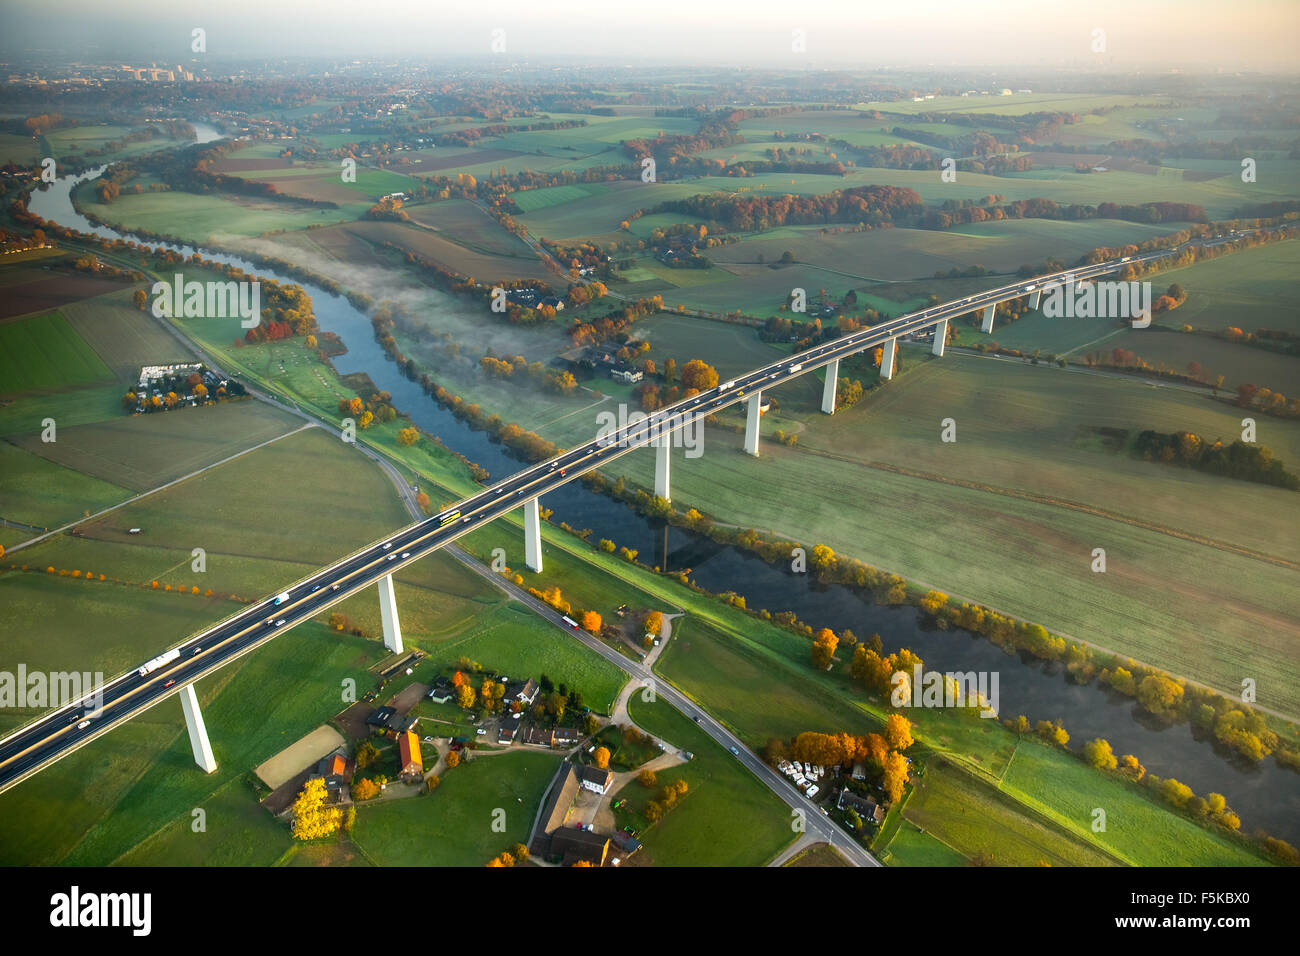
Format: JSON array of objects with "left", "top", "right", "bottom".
[
  {"left": 879, "top": 337, "right": 897, "bottom": 381},
  {"left": 524, "top": 496, "right": 543, "bottom": 572},
  {"left": 820, "top": 359, "right": 839, "bottom": 414},
  {"left": 980, "top": 303, "right": 996, "bottom": 333},
  {"left": 1029, "top": 290, "right": 1042, "bottom": 310},
  {"left": 378, "top": 572, "right": 403, "bottom": 654},
  {"left": 654, "top": 438, "right": 671, "bottom": 501},
  {"left": 744, "top": 390, "right": 763, "bottom": 457},
  {"left": 932, "top": 319, "right": 948, "bottom": 357},
  {"left": 178, "top": 682, "right": 217, "bottom": 774}
]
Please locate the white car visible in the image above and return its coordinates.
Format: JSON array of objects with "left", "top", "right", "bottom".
[
  {"left": 76, "top": 719, "right": 91, "bottom": 730},
  {"left": 476, "top": 728, "right": 486, "bottom": 736},
  {"left": 383, "top": 542, "right": 392, "bottom": 550},
  {"left": 274, "top": 619, "right": 286, "bottom": 627},
  {"left": 401, "top": 552, "right": 410, "bottom": 558}
]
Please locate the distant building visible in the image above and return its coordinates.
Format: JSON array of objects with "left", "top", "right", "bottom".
[
  {"left": 498, "top": 725, "right": 517, "bottom": 745},
  {"left": 610, "top": 368, "right": 642, "bottom": 384},
  {"left": 137, "top": 362, "right": 204, "bottom": 391}
]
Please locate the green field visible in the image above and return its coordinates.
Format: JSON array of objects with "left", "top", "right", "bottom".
[
  {"left": 899, "top": 759, "right": 1119, "bottom": 866},
  {"left": 1001, "top": 742, "right": 1267, "bottom": 866},
  {"left": 0, "top": 441, "right": 131, "bottom": 531},
  {"left": 588, "top": 351, "right": 1300, "bottom": 717},
  {"left": 74, "top": 185, "right": 357, "bottom": 241},
  {"left": 623, "top": 694, "right": 797, "bottom": 866},
  {"left": 481, "top": 518, "right": 1274, "bottom": 866},
  {"left": 417, "top": 602, "right": 628, "bottom": 713},
  {"left": 0, "top": 311, "right": 113, "bottom": 394},
  {"left": 11, "top": 399, "right": 301, "bottom": 492},
  {"left": 0, "top": 131, "right": 42, "bottom": 166},
  {"left": 351, "top": 749, "right": 560, "bottom": 865},
  {"left": 876, "top": 821, "right": 969, "bottom": 866},
  {"left": 61, "top": 289, "right": 194, "bottom": 383}
]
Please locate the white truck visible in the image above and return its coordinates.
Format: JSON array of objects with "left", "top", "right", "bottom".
[
  {"left": 138, "top": 647, "right": 181, "bottom": 677},
  {"left": 272, "top": 592, "right": 290, "bottom": 606}
]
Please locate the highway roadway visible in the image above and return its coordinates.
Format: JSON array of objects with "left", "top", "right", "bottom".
[{"left": 0, "top": 240, "right": 1213, "bottom": 794}]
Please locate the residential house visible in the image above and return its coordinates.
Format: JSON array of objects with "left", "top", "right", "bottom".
[
  {"left": 552, "top": 726, "right": 583, "bottom": 747},
  {"left": 366, "top": 706, "right": 397, "bottom": 733},
  {"left": 837, "top": 788, "right": 885, "bottom": 825},
  {"left": 506, "top": 678, "right": 539, "bottom": 706},
  {"left": 578, "top": 765, "right": 614, "bottom": 795},
  {"left": 520, "top": 725, "right": 554, "bottom": 748},
  {"left": 498, "top": 725, "right": 516, "bottom": 745}
]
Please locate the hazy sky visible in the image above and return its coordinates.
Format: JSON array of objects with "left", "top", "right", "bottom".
[{"left": 3, "top": 0, "right": 1297, "bottom": 71}]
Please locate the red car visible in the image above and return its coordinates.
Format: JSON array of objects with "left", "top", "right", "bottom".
[{"left": 163, "top": 679, "right": 176, "bottom": 688}]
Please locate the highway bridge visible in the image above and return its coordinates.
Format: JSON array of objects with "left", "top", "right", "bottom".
[{"left": 0, "top": 241, "right": 1200, "bottom": 796}]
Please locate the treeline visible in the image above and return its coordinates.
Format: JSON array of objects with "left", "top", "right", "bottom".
[
  {"left": 651, "top": 184, "right": 925, "bottom": 231},
  {"left": 648, "top": 187, "right": 1208, "bottom": 234},
  {"left": 1134, "top": 431, "right": 1299, "bottom": 489}
]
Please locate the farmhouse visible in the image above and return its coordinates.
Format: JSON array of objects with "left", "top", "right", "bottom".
[
  {"left": 506, "top": 678, "right": 539, "bottom": 705},
  {"left": 549, "top": 828, "right": 610, "bottom": 867},
  {"left": 578, "top": 765, "right": 614, "bottom": 795},
  {"left": 398, "top": 730, "right": 423, "bottom": 779},
  {"left": 529, "top": 759, "right": 583, "bottom": 858}
]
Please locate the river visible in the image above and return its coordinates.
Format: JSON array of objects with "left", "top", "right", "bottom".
[{"left": 26, "top": 122, "right": 1299, "bottom": 846}]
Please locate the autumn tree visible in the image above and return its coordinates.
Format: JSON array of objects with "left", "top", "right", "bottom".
[
  {"left": 355, "top": 740, "right": 380, "bottom": 769},
  {"left": 637, "top": 769, "right": 657, "bottom": 788},
  {"left": 884, "top": 713, "right": 914, "bottom": 751},
  {"left": 291, "top": 778, "right": 343, "bottom": 839},
  {"left": 593, "top": 746, "right": 611, "bottom": 770},
  {"left": 644, "top": 610, "right": 664, "bottom": 637},
  {"left": 810, "top": 628, "right": 838, "bottom": 670},
  {"left": 351, "top": 777, "right": 380, "bottom": 801},
  {"left": 445, "top": 750, "right": 461, "bottom": 769},
  {"left": 680, "top": 359, "right": 719, "bottom": 392},
  {"left": 398, "top": 426, "right": 421, "bottom": 446},
  {"left": 1136, "top": 674, "right": 1185, "bottom": 720},
  {"left": 881, "top": 751, "right": 909, "bottom": 804},
  {"left": 133, "top": 289, "right": 148, "bottom": 310},
  {"left": 1082, "top": 737, "right": 1118, "bottom": 770},
  {"left": 456, "top": 683, "right": 477, "bottom": 710},
  {"left": 580, "top": 610, "right": 601, "bottom": 634},
  {"left": 919, "top": 590, "right": 948, "bottom": 616}
]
